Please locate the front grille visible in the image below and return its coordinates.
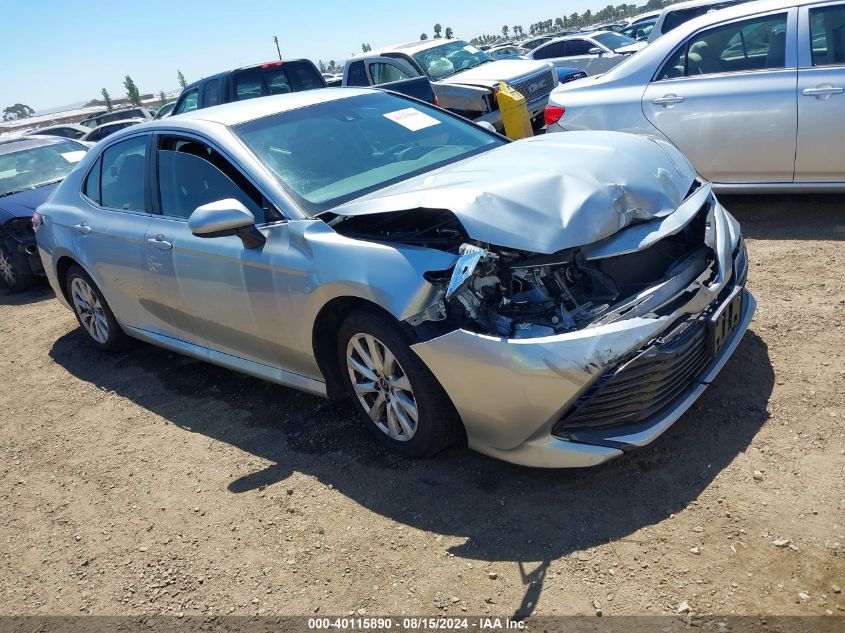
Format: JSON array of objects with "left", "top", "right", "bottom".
[
  {"left": 554, "top": 318, "right": 711, "bottom": 433},
  {"left": 510, "top": 69, "right": 556, "bottom": 103}
]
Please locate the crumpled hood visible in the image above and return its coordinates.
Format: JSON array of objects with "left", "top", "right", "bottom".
[
  {"left": 0, "top": 182, "right": 58, "bottom": 223},
  {"left": 439, "top": 59, "right": 552, "bottom": 87},
  {"left": 332, "top": 131, "right": 697, "bottom": 254}
]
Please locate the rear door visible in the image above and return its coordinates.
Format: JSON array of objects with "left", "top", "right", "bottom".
[
  {"left": 642, "top": 8, "right": 798, "bottom": 184},
  {"left": 795, "top": 1, "right": 845, "bottom": 182},
  {"left": 74, "top": 134, "right": 163, "bottom": 332}
]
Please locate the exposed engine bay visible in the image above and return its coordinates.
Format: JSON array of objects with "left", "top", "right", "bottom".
[{"left": 329, "top": 197, "right": 715, "bottom": 339}]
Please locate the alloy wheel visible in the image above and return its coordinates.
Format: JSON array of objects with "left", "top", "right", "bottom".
[
  {"left": 0, "top": 249, "right": 16, "bottom": 287},
  {"left": 346, "top": 333, "right": 419, "bottom": 441},
  {"left": 70, "top": 277, "right": 109, "bottom": 344}
]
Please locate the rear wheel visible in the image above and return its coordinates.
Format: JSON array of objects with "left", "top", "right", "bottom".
[
  {"left": 337, "top": 307, "right": 462, "bottom": 458},
  {"left": 0, "top": 246, "right": 35, "bottom": 293},
  {"left": 65, "top": 265, "right": 132, "bottom": 351}
]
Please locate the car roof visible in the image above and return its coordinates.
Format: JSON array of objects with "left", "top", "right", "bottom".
[
  {"left": 358, "top": 39, "right": 471, "bottom": 58},
  {"left": 166, "top": 87, "right": 377, "bottom": 128},
  {"left": 85, "top": 118, "right": 147, "bottom": 132},
  {"left": 0, "top": 135, "right": 76, "bottom": 155}
]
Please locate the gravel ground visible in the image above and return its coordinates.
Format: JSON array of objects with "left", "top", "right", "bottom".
[{"left": 0, "top": 195, "right": 843, "bottom": 621}]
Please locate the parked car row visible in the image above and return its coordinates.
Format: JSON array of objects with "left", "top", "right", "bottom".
[{"left": 545, "top": 0, "right": 845, "bottom": 191}]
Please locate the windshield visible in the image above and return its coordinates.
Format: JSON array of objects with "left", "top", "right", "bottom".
[
  {"left": 0, "top": 140, "right": 87, "bottom": 197},
  {"left": 411, "top": 40, "right": 493, "bottom": 80},
  {"left": 593, "top": 31, "right": 636, "bottom": 50},
  {"left": 235, "top": 92, "right": 504, "bottom": 214}
]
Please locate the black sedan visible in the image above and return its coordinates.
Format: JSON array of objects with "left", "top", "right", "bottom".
[{"left": 0, "top": 136, "right": 88, "bottom": 292}]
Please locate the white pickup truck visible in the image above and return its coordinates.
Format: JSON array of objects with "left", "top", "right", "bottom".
[{"left": 343, "top": 39, "right": 558, "bottom": 131}]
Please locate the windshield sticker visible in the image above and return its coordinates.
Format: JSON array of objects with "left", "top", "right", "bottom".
[
  {"left": 60, "top": 151, "right": 86, "bottom": 164},
  {"left": 383, "top": 108, "right": 441, "bottom": 132},
  {"left": 463, "top": 45, "right": 480, "bottom": 53}
]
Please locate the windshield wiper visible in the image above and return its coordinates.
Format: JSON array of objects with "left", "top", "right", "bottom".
[{"left": 0, "top": 178, "right": 64, "bottom": 198}]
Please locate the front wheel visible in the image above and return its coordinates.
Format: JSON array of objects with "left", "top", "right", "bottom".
[
  {"left": 337, "top": 307, "right": 462, "bottom": 458},
  {"left": 65, "top": 265, "right": 132, "bottom": 351}
]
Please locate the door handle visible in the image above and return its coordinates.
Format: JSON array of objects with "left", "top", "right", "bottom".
[
  {"left": 147, "top": 235, "right": 173, "bottom": 250},
  {"left": 652, "top": 94, "right": 684, "bottom": 106},
  {"left": 73, "top": 222, "right": 92, "bottom": 235},
  {"left": 802, "top": 86, "right": 843, "bottom": 98}
]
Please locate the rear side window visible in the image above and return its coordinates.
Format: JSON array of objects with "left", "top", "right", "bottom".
[
  {"left": 203, "top": 79, "right": 221, "bottom": 107},
  {"left": 810, "top": 4, "right": 845, "bottom": 66},
  {"left": 156, "top": 136, "right": 273, "bottom": 223},
  {"left": 83, "top": 157, "right": 102, "bottom": 204},
  {"left": 657, "top": 13, "right": 788, "bottom": 79},
  {"left": 346, "top": 61, "right": 369, "bottom": 86},
  {"left": 233, "top": 63, "right": 324, "bottom": 101},
  {"left": 174, "top": 89, "right": 199, "bottom": 114},
  {"left": 100, "top": 136, "right": 147, "bottom": 212}
]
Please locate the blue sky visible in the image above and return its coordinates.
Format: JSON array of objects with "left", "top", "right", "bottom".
[{"left": 2, "top": 0, "right": 618, "bottom": 111}]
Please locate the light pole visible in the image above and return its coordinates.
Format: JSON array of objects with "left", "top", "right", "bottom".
[{"left": 273, "top": 36, "right": 282, "bottom": 60}]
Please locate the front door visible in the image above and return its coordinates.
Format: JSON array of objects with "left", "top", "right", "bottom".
[
  {"left": 795, "top": 1, "right": 845, "bottom": 182},
  {"left": 144, "top": 134, "right": 291, "bottom": 367},
  {"left": 642, "top": 9, "right": 797, "bottom": 184}
]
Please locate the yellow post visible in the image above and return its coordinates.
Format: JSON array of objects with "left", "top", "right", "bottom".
[{"left": 496, "top": 81, "right": 533, "bottom": 140}]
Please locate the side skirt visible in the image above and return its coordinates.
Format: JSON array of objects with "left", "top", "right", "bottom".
[{"left": 124, "top": 325, "right": 329, "bottom": 398}]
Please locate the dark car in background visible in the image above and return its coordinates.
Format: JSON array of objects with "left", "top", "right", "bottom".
[
  {"left": 80, "top": 107, "right": 152, "bottom": 129},
  {"left": 0, "top": 136, "right": 88, "bottom": 291},
  {"left": 171, "top": 60, "right": 327, "bottom": 115}
]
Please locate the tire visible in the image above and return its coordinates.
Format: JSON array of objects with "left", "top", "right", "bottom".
[
  {"left": 65, "top": 265, "right": 132, "bottom": 352},
  {"left": 337, "top": 306, "right": 462, "bottom": 458},
  {"left": 0, "top": 245, "right": 35, "bottom": 293}
]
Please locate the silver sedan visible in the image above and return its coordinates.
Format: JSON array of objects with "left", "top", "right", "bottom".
[
  {"left": 545, "top": 0, "right": 845, "bottom": 192},
  {"left": 35, "top": 88, "right": 753, "bottom": 468}
]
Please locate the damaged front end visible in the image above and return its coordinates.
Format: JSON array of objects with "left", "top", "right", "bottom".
[
  {"left": 329, "top": 172, "right": 753, "bottom": 468},
  {"left": 367, "top": 181, "right": 721, "bottom": 343}
]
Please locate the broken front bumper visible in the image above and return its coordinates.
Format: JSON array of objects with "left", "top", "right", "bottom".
[{"left": 411, "top": 200, "right": 755, "bottom": 468}]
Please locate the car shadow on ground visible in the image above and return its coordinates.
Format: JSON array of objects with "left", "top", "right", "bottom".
[
  {"left": 50, "top": 324, "right": 773, "bottom": 619},
  {"left": 720, "top": 194, "right": 845, "bottom": 241},
  {"left": 0, "top": 282, "right": 53, "bottom": 306}
]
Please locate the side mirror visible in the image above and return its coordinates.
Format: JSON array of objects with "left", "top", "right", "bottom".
[
  {"left": 475, "top": 121, "right": 496, "bottom": 133},
  {"left": 188, "top": 199, "right": 266, "bottom": 249},
  {"left": 588, "top": 47, "right": 603, "bottom": 56}
]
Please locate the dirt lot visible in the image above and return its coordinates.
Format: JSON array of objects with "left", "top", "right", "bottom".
[{"left": 0, "top": 196, "right": 843, "bottom": 621}]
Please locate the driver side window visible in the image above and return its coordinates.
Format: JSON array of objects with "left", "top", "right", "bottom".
[
  {"left": 174, "top": 89, "right": 199, "bottom": 115},
  {"left": 156, "top": 136, "right": 278, "bottom": 223}
]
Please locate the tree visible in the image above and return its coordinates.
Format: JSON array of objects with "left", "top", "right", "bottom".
[
  {"left": 646, "top": 0, "right": 664, "bottom": 9},
  {"left": 101, "top": 88, "right": 113, "bottom": 112},
  {"left": 328, "top": 60, "right": 336, "bottom": 72},
  {"left": 318, "top": 59, "right": 327, "bottom": 72},
  {"left": 158, "top": 90, "right": 167, "bottom": 104},
  {"left": 555, "top": 17, "right": 564, "bottom": 29},
  {"left": 361, "top": 43, "right": 372, "bottom": 52},
  {"left": 124, "top": 75, "right": 141, "bottom": 106},
  {"left": 445, "top": 26, "right": 453, "bottom": 39},
  {"left": 177, "top": 70, "right": 187, "bottom": 89},
  {"left": 433, "top": 23, "right": 442, "bottom": 38},
  {"left": 501, "top": 25, "right": 509, "bottom": 39},
  {"left": 420, "top": 32, "right": 428, "bottom": 40},
  {"left": 2, "top": 103, "right": 34, "bottom": 121}
]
